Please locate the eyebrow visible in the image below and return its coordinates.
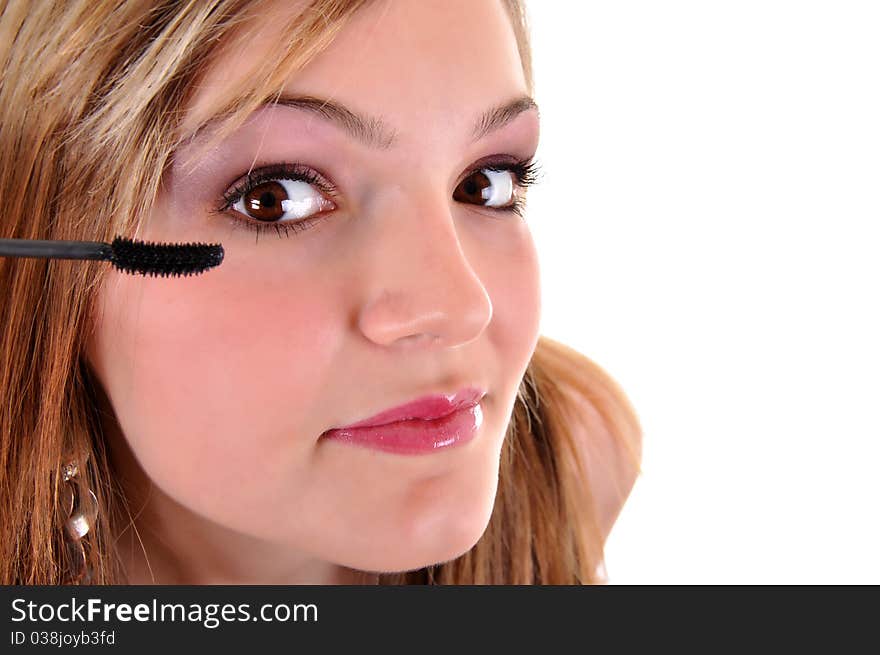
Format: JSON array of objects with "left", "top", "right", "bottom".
[{"left": 193, "top": 93, "right": 539, "bottom": 149}]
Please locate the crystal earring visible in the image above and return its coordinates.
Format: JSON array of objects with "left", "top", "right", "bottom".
[{"left": 60, "top": 460, "right": 98, "bottom": 583}]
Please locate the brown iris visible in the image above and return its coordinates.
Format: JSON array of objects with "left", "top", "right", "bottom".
[
  {"left": 244, "top": 181, "right": 289, "bottom": 222},
  {"left": 453, "top": 171, "right": 494, "bottom": 205}
]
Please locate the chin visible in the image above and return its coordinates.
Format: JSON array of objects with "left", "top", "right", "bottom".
[{"left": 350, "top": 488, "right": 498, "bottom": 574}]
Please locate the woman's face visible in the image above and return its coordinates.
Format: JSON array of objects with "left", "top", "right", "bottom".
[{"left": 86, "top": 0, "right": 541, "bottom": 575}]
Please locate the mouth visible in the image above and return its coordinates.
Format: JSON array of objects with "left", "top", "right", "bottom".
[{"left": 320, "top": 394, "right": 486, "bottom": 456}]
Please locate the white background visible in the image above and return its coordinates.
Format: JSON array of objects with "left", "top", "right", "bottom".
[{"left": 526, "top": 1, "right": 880, "bottom": 583}]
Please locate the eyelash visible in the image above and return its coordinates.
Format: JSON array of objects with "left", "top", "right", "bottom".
[{"left": 210, "top": 156, "right": 543, "bottom": 239}]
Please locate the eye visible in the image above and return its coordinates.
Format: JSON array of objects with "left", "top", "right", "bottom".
[
  {"left": 218, "top": 163, "right": 337, "bottom": 235},
  {"left": 454, "top": 157, "right": 543, "bottom": 217},
  {"left": 234, "top": 178, "right": 336, "bottom": 222},
  {"left": 455, "top": 168, "right": 516, "bottom": 207}
]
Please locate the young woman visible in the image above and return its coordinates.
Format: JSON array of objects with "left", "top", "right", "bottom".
[{"left": 0, "top": 0, "right": 642, "bottom": 584}]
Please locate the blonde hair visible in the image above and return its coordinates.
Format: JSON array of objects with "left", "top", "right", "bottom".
[{"left": 0, "top": 0, "right": 641, "bottom": 584}]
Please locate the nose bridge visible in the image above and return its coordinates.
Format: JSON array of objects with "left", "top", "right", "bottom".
[{"left": 356, "top": 185, "right": 493, "bottom": 348}]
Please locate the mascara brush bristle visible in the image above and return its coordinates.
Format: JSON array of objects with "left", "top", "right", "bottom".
[
  {"left": 110, "top": 237, "right": 224, "bottom": 278},
  {"left": 0, "top": 236, "right": 224, "bottom": 277}
]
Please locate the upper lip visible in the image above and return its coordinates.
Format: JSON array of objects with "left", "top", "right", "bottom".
[{"left": 327, "top": 386, "right": 487, "bottom": 430}]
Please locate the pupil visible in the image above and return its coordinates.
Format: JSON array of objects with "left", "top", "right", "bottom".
[
  {"left": 465, "top": 180, "right": 478, "bottom": 195},
  {"left": 260, "top": 191, "right": 276, "bottom": 208}
]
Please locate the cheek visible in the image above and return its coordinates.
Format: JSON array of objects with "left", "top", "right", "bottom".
[
  {"left": 87, "top": 267, "right": 339, "bottom": 528},
  {"left": 476, "top": 223, "right": 542, "bottom": 370}
]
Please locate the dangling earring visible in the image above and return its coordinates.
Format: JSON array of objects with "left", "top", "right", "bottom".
[{"left": 60, "top": 459, "right": 98, "bottom": 584}]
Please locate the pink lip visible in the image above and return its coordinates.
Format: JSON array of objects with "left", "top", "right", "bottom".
[
  {"left": 332, "top": 387, "right": 486, "bottom": 429},
  {"left": 321, "top": 387, "right": 487, "bottom": 455}
]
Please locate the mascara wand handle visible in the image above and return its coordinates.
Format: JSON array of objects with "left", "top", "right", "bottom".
[{"left": 0, "top": 238, "right": 112, "bottom": 261}]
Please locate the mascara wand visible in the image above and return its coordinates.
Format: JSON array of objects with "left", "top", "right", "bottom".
[{"left": 0, "top": 236, "right": 224, "bottom": 278}]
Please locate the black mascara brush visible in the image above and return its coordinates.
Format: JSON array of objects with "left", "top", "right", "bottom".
[{"left": 0, "top": 236, "right": 224, "bottom": 277}]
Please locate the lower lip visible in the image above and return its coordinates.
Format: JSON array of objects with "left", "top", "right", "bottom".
[{"left": 321, "top": 402, "right": 484, "bottom": 455}]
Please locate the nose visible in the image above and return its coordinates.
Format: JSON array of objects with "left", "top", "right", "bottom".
[{"left": 356, "top": 192, "right": 493, "bottom": 349}]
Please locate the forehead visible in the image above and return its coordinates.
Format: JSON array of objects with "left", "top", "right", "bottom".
[{"left": 180, "top": 0, "right": 528, "bottom": 144}]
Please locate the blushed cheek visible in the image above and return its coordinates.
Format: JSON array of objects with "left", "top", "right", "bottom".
[{"left": 86, "top": 264, "right": 341, "bottom": 518}]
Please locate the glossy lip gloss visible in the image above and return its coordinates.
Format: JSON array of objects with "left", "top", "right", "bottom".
[{"left": 320, "top": 387, "right": 486, "bottom": 455}]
